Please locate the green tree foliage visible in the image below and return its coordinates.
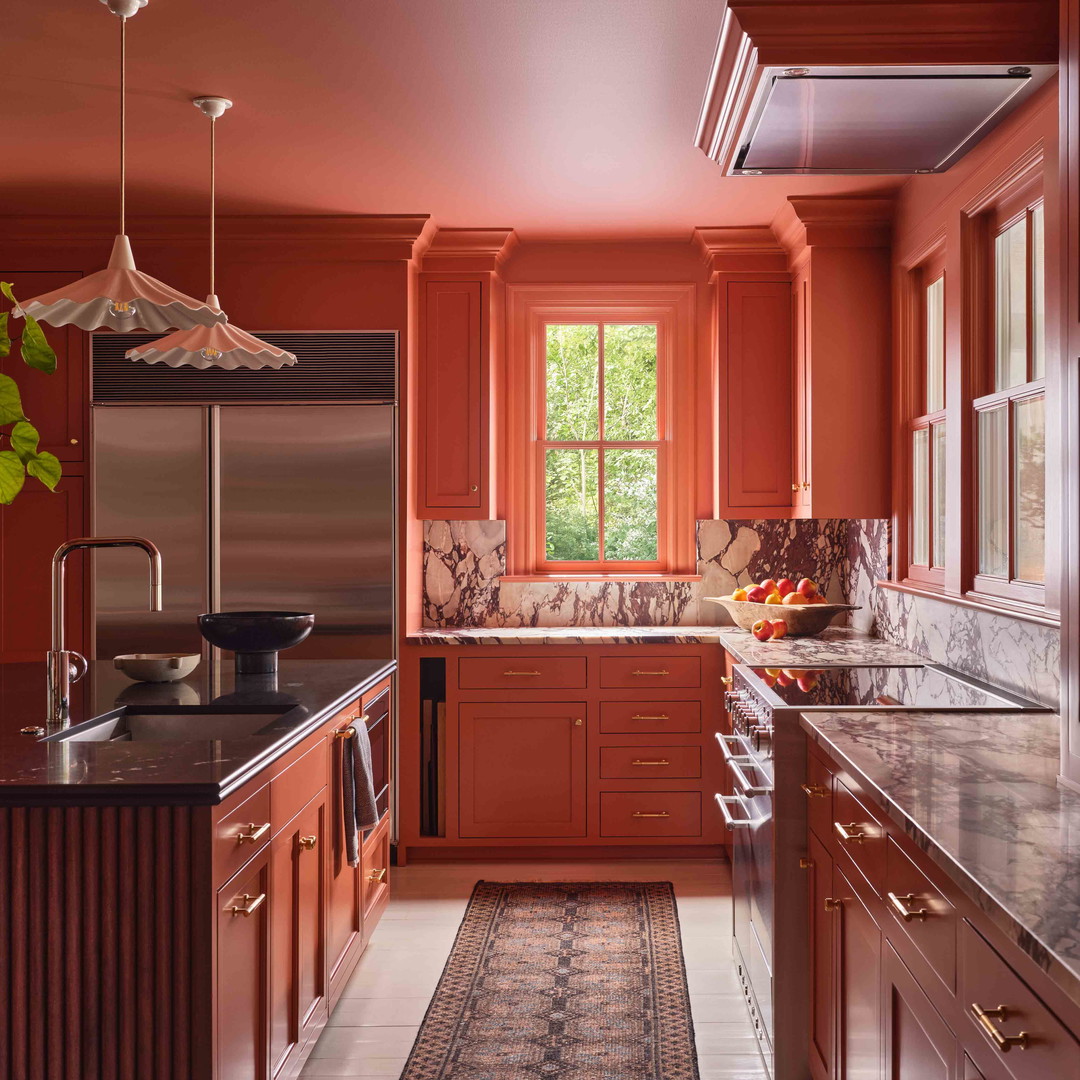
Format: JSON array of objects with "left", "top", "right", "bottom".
[{"left": 544, "top": 323, "right": 658, "bottom": 562}]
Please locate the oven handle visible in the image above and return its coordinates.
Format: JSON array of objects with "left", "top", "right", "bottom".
[
  {"left": 716, "top": 732, "right": 754, "bottom": 760},
  {"left": 715, "top": 793, "right": 758, "bottom": 830}
]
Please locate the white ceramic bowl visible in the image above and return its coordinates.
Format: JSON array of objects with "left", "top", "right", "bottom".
[{"left": 113, "top": 653, "right": 201, "bottom": 683}]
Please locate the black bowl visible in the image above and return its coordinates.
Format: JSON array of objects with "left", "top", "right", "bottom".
[{"left": 198, "top": 611, "right": 315, "bottom": 674}]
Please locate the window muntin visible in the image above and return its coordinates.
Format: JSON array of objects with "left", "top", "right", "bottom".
[{"left": 541, "top": 321, "right": 662, "bottom": 567}]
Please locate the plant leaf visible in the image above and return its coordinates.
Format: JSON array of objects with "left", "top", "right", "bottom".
[
  {"left": 27, "top": 451, "right": 61, "bottom": 492},
  {"left": 10, "top": 420, "right": 39, "bottom": 464},
  {"left": 0, "top": 282, "right": 16, "bottom": 307},
  {"left": 19, "top": 315, "right": 56, "bottom": 374},
  {"left": 0, "top": 374, "right": 25, "bottom": 425},
  {"left": 0, "top": 451, "right": 26, "bottom": 505},
  {"left": 0, "top": 313, "right": 10, "bottom": 359}
]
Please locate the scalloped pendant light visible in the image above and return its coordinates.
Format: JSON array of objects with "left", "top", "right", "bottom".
[
  {"left": 13, "top": 0, "right": 225, "bottom": 333},
  {"left": 126, "top": 97, "right": 297, "bottom": 369}
]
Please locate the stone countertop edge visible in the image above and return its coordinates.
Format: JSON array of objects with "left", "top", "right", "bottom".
[
  {"left": 800, "top": 710, "right": 1080, "bottom": 1010},
  {"left": 406, "top": 626, "right": 729, "bottom": 644},
  {"left": 0, "top": 659, "right": 396, "bottom": 806}
]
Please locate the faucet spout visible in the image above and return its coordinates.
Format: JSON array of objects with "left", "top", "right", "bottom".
[{"left": 47, "top": 536, "right": 164, "bottom": 726}]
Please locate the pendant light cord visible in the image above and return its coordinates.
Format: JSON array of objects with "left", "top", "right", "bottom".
[
  {"left": 119, "top": 15, "right": 127, "bottom": 236},
  {"left": 209, "top": 115, "right": 216, "bottom": 297}
]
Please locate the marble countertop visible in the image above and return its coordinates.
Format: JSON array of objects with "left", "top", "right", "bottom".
[
  {"left": 716, "top": 626, "right": 926, "bottom": 666},
  {"left": 407, "top": 625, "right": 730, "bottom": 645},
  {"left": 0, "top": 658, "right": 394, "bottom": 805},
  {"left": 801, "top": 709, "right": 1080, "bottom": 1007}
]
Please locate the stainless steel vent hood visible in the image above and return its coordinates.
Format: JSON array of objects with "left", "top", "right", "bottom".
[{"left": 730, "top": 64, "right": 1055, "bottom": 175}]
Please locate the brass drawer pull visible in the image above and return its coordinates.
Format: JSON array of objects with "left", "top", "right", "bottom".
[
  {"left": 631, "top": 714, "right": 670, "bottom": 721},
  {"left": 970, "top": 1003, "right": 1029, "bottom": 1053},
  {"left": 834, "top": 821, "right": 867, "bottom": 844},
  {"left": 368, "top": 867, "right": 388, "bottom": 884},
  {"left": 227, "top": 892, "right": 267, "bottom": 918},
  {"left": 632, "top": 811, "right": 671, "bottom": 819},
  {"left": 632, "top": 759, "right": 671, "bottom": 767},
  {"left": 720, "top": 675, "right": 733, "bottom": 685},
  {"left": 887, "top": 891, "right": 929, "bottom": 922},
  {"left": 334, "top": 727, "right": 356, "bottom": 739},
  {"left": 823, "top": 897, "right": 842, "bottom": 912},
  {"left": 236, "top": 821, "right": 271, "bottom": 845},
  {"left": 299, "top": 834, "right": 318, "bottom": 851},
  {"left": 632, "top": 669, "right": 670, "bottom": 676},
  {"left": 503, "top": 670, "right": 542, "bottom": 676},
  {"left": 801, "top": 784, "right": 829, "bottom": 799}
]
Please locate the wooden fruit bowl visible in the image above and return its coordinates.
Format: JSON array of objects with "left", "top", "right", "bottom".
[{"left": 704, "top": 596, "right": 859, "bottom": 637}]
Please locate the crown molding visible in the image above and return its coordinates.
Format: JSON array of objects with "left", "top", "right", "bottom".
[
  {"left": 772, "top": 195, "right": 896, "bottom": 259},
  {"left": 693, "top": 226, "right": 788, "bottom": 275},
  {"left": 420, "top": 228, "right": 518, "bottom": 273},
  {"left": 0, "top": 214, "right": 433, "bottom": 260}
]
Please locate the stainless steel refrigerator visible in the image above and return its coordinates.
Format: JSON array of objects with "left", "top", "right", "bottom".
[{"left": 92, "top": 404, "right": 395, "bottom": 663}]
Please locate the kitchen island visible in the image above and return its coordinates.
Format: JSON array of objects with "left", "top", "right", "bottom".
[{"left": 0, "top": 657, "right": 395, "bottom": 1080}]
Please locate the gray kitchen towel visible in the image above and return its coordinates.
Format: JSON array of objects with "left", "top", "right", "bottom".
[{"left": 343, "top": 719, "right": 379, "bottom": 867}]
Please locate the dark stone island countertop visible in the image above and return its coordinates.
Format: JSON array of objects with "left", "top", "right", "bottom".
[
  {"left": 0, "top": 658, "right": 394, "bottom": 805},
  {"left": 801, "top": 709, "right": 1080, "bottom": 1008}
]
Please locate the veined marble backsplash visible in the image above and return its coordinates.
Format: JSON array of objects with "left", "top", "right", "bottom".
[{"left": 422, "top": 516, "right": 1058, "bottom": 707}]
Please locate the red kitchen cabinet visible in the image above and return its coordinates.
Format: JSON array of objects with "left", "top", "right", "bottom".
[
  {"left": 808, "top": 828, "right": 835, "bottom": 1080},
  {"left": 326, "top": 716, "right": 364, "bottom": 996},
  {"left": 883, "top": 942, "right": 957, "bottom": 1080},
  {"left": 458, "top": 701, "right": 587, "bottom": 838},
  {"left": 835, "top": 861, "right": 882, "bottom": 1080},
  {"left": 724, "top": 279, "right": 793, "bottom": 508}
]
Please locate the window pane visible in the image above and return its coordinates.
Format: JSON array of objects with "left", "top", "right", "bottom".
[
  {"left": 1015, "top": 395, "right": 1045, "bottom": 583},
  {"left": 545, "top": 325, "right": 599, "bottom": 441},
  {"left": 604, "top": 323, "right": 658, "bottom": 441},
  {"left": 932, "top": 422, "right": 947, "bottom": 569},
  {"left": 545, "top": 448, "right": 599, "bottom": 561},
  {"left": 978, "top": 407, "right": 1009, "bottom": 577},
  {"left": 994, "top": 219, "right": 1027, "bottom": 390},
  {"left": 911, "top": 429, "right": 929, "bottom": 566},
  {"left": 926, "top": 276, "right": 945, "bottom": 413},
  {"left": 604, "top": 448, "right": 658, "bottom": 561},
  {"left": 1032, "top": 204, "right": 1045, "bottom": 381}
]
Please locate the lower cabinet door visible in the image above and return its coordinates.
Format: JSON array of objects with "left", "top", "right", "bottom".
[
  {"left": 327, "top": 728, "right": 363, "bottom": 990},
  {"left": 836, "top": 862, "right": 883, "bottom": 1080},
  {"left": 883, "top": 941, "right": 957, "bottom": 1080},
  {"left": 458, "top": 702, "right": 587, "bottom": 838},
  {"left": 808, "top": 830, "right": 835, "bottom": 1080},
  {"left": 361, "top": 817, "right": 391, "bottom": 933},
  {"left": 217, "top": 852, "right": 271, "bottom": 1080}
]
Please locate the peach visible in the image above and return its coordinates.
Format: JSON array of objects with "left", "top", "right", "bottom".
[
  {"left": 760, "top": 579, "right": 778, "bottom": 596},
  {"left": 776, "top": 673, "right": 794, "bottom": 687},
  {"left": 745, "top": 586, "right": 768, "bottom": 604},
  {"left": 732, "top": 587, "right": 748, "bottom": 602},
  {"left": 797, "top": 672, "right": 820, "bottom": 693},
  {"left": 765, "top": 592, "right": 784, "bottom": 605},
  {"left": 796, "top": 577, "right": 819, "bottom": 599},
  {"left": 776, "top": 578, "right": 796, "bottom": 597},
  {"left": 751, "top": 618, "right": 773, "bottom": 642},
  {"left": 770, "top": 619, "right": 788, "bottom": 639},
  {"left": 782, "top": 592, "right": 808, "bottom": 605}
]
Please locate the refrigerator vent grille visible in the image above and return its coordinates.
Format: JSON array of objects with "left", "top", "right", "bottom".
[{"left": 91, "top": 331, "right": 397, "bottom": 404}]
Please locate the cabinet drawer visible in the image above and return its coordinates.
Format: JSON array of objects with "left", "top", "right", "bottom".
[
  {"left": 271, "top": 740, "right": 327, "bottom": 833},
  {"left": 361, "top": 819, "right": 391, "bottom": 923},
  {"left": 599, "top": 656, "right": 701, "bottom": 689},
  {"left": 959, "top": 921, "right": 1080, "bottom": 1079},
  {"left": 214, "top": 783, "right": 272, "bottom": 886},
  {"left": 884, "top": 837, "right": 957, "bottom": 994},
  {"left": 831, "top": 777, "right": 885, "bottom": 889},
  {"left": 457, "top": 656, "right": 587, "bottom": 690},
  {"left": 599, "top": 745, "right": 701, "bottom": 779},
  {"left": 600, "top": 791, "right": 701, "bottom": 837},
  {"left": 803, "top": 750, "right": 834, "bottom": 841},
  {"left": 599, "top": 700, "right": 701, "bottom": 734}
]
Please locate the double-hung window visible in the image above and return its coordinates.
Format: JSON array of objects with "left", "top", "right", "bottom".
[
  {"left": 908, "top": 258, "right": 947, "bottom": 585},
  {"left": 974, "top": 196, "right": 1046, "bottom": 604}
]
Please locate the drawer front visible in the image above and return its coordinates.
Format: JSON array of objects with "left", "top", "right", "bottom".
[
  {"left": 457, "top": 656, "right": 587, "bottom": 690},
  {"left": 803, "top": 750, "right": 834, "bottom": 841},
  {"left": 271, "top": 739, "right": 327, "bottom": 832},
  {"left": 832, "top": 777, "right": 885, "bottom": 889},
  {"left": 361, "top": 819, "right": 391, "bottom": 923},
  {"left": 599, "top": 745, "right": 701, "bottom": 779},
  {"left": 960, "top": 921, "right": 1080, "bottom": 1080},
  {"left": 214, "top": 783, "right": 272, "bottom": 886},
  {"left": 599, "top": 791, "right": 701, "bottom": 837},
  {"left": 599, "top": 656, "right": 701, "bottom": 689},
  {"left": 599, "top": 700, "right": 701, "bottom": 734},
  {"left": 884, "top": 837, "right": 957, "bottom": 994}
]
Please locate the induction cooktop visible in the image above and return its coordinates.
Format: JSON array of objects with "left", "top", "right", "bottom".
[{"left": 741, "top": 664, "right": 1045, "bottom": 712}]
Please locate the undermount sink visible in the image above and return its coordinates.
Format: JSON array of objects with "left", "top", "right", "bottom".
[{"left": 43, "top": 706, "right": 304, "bottom": 743}]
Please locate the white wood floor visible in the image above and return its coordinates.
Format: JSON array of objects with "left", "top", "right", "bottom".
[{"left": 300, "top": 858, "right": 768, "bottom": 1080}]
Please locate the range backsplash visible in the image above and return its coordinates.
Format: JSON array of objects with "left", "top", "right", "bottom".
[{"left": 423, "top": 518, "right": 1059, "bottom": 707}]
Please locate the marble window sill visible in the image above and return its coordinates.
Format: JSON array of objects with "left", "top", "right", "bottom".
[{"left": 878, "top": 578, "right": 1060, "bottom": 628}]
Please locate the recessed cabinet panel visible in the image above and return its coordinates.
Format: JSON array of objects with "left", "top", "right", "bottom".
[{"left": 883, "top": 942, "right": 957, "bottom": 1080}]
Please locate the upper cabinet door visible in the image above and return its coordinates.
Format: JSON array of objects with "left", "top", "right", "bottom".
[
  {"left": 418, "top": 279, "right": 486, "bottom": 515},
  {"left": 1, "top": 271, "right": 87, "bottom": 462},
  {"left": 724, "top": 280, "right": 793, "bottom": 508}
]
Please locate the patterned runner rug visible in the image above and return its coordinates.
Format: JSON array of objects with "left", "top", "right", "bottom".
[{"left": 399, "top": 881, "right": 700, "bottom": 1080}]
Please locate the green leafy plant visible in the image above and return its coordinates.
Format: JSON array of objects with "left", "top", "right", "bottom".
[{"left": 0, "top": 283, "right": 61, "bottom": 505}]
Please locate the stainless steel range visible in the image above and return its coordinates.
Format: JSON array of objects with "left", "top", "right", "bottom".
[{"left": 716, "top": 663, "right": 1046, "bottom": 1080}]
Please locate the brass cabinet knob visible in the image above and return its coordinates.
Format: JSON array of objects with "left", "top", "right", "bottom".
[
  {"left": 368, "top": 867, "right": 387, "bottom": 884},
  {"left": 470, "top": 484, "right": 478, "bottom": 492},
  {"left": 792, "top": 483, "right": 800, "bottom": 492},
  {"left": 236, "top": 821, "right": 271, "bottom": 845},
  {"left": 799, "top": 857, "right": 813, "bottom": 870},
  {"left": 823, "top": 897, "right": 842, "bottom": 912},
  {"left": 70, "top": 438, "right": 79, "bottom": 445},
  {"left": 299, "top": 835, "right": 317, "bottom": 851},
  {"left": 720, "top": 675, "right": 733, "bottom": 686}
]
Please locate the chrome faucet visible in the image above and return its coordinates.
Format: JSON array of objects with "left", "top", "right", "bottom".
[{"left": 47, "top": 536, "right": 163, "bottom": 726}]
